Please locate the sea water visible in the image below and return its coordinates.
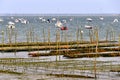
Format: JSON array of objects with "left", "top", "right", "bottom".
[{"left": 0, "top": 14, "right": 120, "bottom": 43}]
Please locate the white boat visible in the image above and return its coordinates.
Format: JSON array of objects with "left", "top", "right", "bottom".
[
  {"left": 8, "top": 21, "right": 15, "bottom": 25},
  {"left": 21, "top": 20, "right": 28, "bottom": 24},
  {"left": 113, "top": 19, "right": 118, "bottom": 22},
  {"left": 62, "top": 19, "right": 67, "bottom": 23},
  {"left": 69, "top": 18, "right": 73, "bottom": 21},
  {"left": 85, "top": 25, "right": 92, "bottom": 29},
  {"left": 55, "top": 21, "right": 63, "bottom": 28},
  {"left": 42, "top": 18, "right": 46, "bottom": 22},
  {"left": 0, "top": 18, "right": 3, "bottom": 22},
  {"left": 99, "top": 17, "right": 104, "bottom": 20},
  {"left": 52, "top": 18, "right": 56, "bottom": 21},
  {"left": 86, "top": 18, "right": 92, "bottom": 22},
  {"left": 15, "top": 19, "right": 19, "bottom": 23},
  {"left": 39, "top": 17, "right": 43, "bottom": 20},
  {"left": 10, "top": 17, "right": 14, "bottom": 19},
  {"left": 7, "top": 21, "right": 15, "bottom": 29}
]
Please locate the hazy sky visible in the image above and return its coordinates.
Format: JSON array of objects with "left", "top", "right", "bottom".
[{"left": 0, "top": 0, "right": 120, "bottom": 14}]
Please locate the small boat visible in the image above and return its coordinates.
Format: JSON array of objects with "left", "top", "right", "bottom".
[
  {"left": 55, "top": 21, "right": 68, "bottom": 30},
  {"left": 52, "top": 18, "right": 56, "bottom": 21},
  {"left": 69, "top": 18, "right": 73, "bottom": 21},
  {"left": 113, "top": 19, "right": 118, "bottom": 22},
  {"left": 21, "top": 20, "right": 28, "bottom": 24},
  {"left": 86, "top": 18, "right": 92, "bottom": 22},
  {"left": 39, "top": 17, "right": 43, "bottom": 20},
  {"left": 99, "top": 17, "right": 104, "bottom": 20},
  {"left": 85, "top": 25, "right": 92, "bottom": 29},
  {"left": 28, "top": 52, "right": 40, "bottom": 57},
  {"left": 62, "top": 19, "right": 67, "bottom": 23},
  {"left": 47, "top": 19, "right": 50, "bottom": 23},
  {"left": 55, "top": 21, "right": 63, "bottom": 28},
  {"left": 8, "top": 21, "right": 15, "bottom": 25},
  {"left": 60, "top": 26, "right": 68, "bottom": 30},
  {"left": 42, "top": 18, "right": 46, "bottom": 22},
  {"left": 8, "top": 21, "right": 15, "bottom": 29},
  {"left": 8, "top": 25, "right": 15, "bottom": 29},
  {"left": 28, "top": 51, "right": 50, "bottom": 57},
  {"left": 15, "top": 19, "right": 19, "bottom": 23},
  {"left": 0, "top": 18, "right": 4, "bottom": 22}
]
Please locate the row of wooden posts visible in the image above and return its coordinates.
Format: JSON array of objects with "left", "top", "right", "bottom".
[
  {"left": 0, "top": 26, "right": 116, "bottom": 44},
  {"left": 0, "top": 27, "right": 119, "bottom": 80},
  {"left": 0, "top": 58, "right": 119, "bottom": 79}
]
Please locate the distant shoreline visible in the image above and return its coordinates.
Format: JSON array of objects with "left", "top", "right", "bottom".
[{"left": 0, "top": 13, "right": 120, "bottom": 16}]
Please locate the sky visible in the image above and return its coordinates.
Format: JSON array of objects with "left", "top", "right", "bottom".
[{"left": 0, "top": 0, "right": 120, "bottom": 14}]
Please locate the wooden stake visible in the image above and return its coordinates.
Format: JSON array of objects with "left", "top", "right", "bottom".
[
  {"left": 106, "top": 29, "right": 109, "bottom": 42},
  {"left": 94, "top": 27, "right": 99, "bottom": 79}
]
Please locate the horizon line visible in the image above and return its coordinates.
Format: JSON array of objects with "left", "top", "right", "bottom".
[{"left": 0, "top": 13, "right": 120, "bottom": 16}]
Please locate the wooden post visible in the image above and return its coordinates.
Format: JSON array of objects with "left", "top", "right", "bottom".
[
  {"left": 111, "top": 29, "right": 115, "bottom": 41},
  {"left": 14, "top": 29, "right": 17, "bottom": 43},
  {"left": 89, "top": 29, "right": 92, "bottom": 43},
  {"left": 118, "top": 34, "right": 120, "bottom": 52},
  {"left": 56, "top": 29, "right": 58, "bottom": 61},
  {"left": 56, "top": 29, "right": 60, "bottom": 61},
  {"left": 1, "top": 30, "right": 4, "bottom": 52},
  {"left": 26, "top": 30, "right": 30, "bottom": 52},
  {"left": 30, "top": 27, "right": 33, "bottom": 42},
  {"left": 26, "top": 31, "right": 29, "bottom": 43},
  {"left": 32, "top": 27, "right": 34, "bottom": 42},
  {"left": 106, "top": 29, "right": 109, "bottom": 42},
  {"left": 80, "top": 28, "right": 83, "bottom": 43},
  {"left": 94, "top": 27, "right": 98, "bottom": 79},
  {"left": 48, "top": 27, "right": 51, "bottom": 50},
  {"left": 1, "top": 30, "right": 4, "bottom": 45},
  {"left": 14, "top": 29, "right": 17, "bottom": 54},
  {"left": 61, "top": 30, "right": 63, "bottom": 42},
  {"left": 8, "top": 28, "right": 12, "bottom": 44},
  {"left": 43, "top": 28, "right": 46, "bottom": 43},
  {"left": 36, "top": 34, "right": 39, "bottom": 53},
  {"left": 76, "top": 27, "right": 79, "bottom": 47}
]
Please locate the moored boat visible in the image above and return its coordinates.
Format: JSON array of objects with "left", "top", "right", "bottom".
[{"left": 85, "top": 25, "right": 92, "bottom": 29}]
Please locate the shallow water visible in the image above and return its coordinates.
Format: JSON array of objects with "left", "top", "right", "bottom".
[
  {"left": 0, "top": 15, "right": 120, "bottom": 43},
  {"left": 0, "top": 51, "right": 120, "bottom": 80},
  {"left": 0, "top": 51, "right": 120, "bottom": 62}
]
